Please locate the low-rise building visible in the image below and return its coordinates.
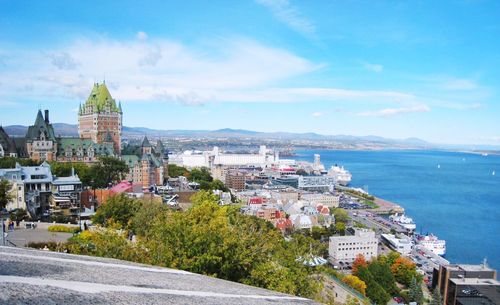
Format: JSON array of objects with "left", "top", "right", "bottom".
[
  {"left": 50, "top": 170, "right": 82, "bottom": 217},
  {"left": 301, "top": 192, "right": 340, "bottom": 208},
  {"left": 329, "top": 228, "right": 378, "bottom": 262},
  {"left": 432, "top": 263, "right": 499, "bottom": 305},
  {"left": 381, "top": 233, "right": 413, "bottom": 256},
  {"left": 225, "top": 169, "right": 248, "bottom": 190}
]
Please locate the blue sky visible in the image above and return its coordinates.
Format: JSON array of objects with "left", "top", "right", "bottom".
[{"left": 0, "top": 0, "right": 499, "bottom": 145}]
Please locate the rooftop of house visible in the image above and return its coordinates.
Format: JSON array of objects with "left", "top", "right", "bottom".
[{"left": 0, "top": 246, "right": 317, "bottom": 305}]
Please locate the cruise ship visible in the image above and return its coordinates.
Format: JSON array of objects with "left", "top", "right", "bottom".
[
  {"left": 415, "top": 233, "right": 446, "bottom": 256},
  {"left": 327, "top": 165, "right": 352, "bottom": 186},
  {"left": 389, "top": 213, "right": 417, "bottom": 231}
]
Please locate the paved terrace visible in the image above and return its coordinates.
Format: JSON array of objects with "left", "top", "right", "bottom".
[{"left": 0, "top": 246, "right": 318, "bottom": 305}]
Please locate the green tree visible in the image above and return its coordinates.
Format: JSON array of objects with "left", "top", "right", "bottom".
[
  {"left": 189, "top": 167, "right": 213, "bottom": 183},
  {"left": 10, "top": 208, "right": 27, "bottom": 222},
  {"left": 368, "top": 259, "right": 399, "bottom": 296},
  {"left": 92, "top": 194, "right": 143, "bottom": 229},
  {"left": 431, "top": 288, "right": 443, "bottom": 305},
  {"left": 69, "top": 190, "right": 324, "bottom": 299},
  {"left": 335, "top": 221, "right": 346, "bottom": 235},
  {"left": 333, "top": 208, "right": 350, "bottom": 222},
  {"left": 167, "top": 164, "right": 189, "bottom": 178},
  {"left": 50, "top": 162, "right": 92, "bottom": 186},
  {"left": 356, "top": 266, "right": 391, "bottom": 305},
  {"left": 0, "top": 157, "right": 39, "bottom": 168},
  {"left": 0, "top": 179, "right": 13, "bottom": 210},
  {"left": 89, "top": 157, "right": 129, "bottom": 188},
  {"left": 409, "top": 277, "right": 424, "bottom": 304},
  {"left": 66, "top": 228, "right": 149, "bottom": 262}
]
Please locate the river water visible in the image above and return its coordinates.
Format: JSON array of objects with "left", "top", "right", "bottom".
[{"left": 296, "top": 149, "right": 500, "bottom": 270}]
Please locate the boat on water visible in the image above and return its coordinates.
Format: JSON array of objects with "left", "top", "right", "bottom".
[
  {"left": 482, "top": 153, "right": 489, "bottom": 157},
  {"left": 327, "top": 165, "right": 352, "bottom": 186},
  {"left": 493, "top": 171, "right": 496, "bottom": 176},
  {"left": 415, "top": 233, "right": 446, "bottom": 256},
  {"left": 389, "top": 213, "right": 417, "bottom": 231}
]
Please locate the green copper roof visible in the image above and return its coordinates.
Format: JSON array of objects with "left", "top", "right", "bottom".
[
  {"left": 26, "top": 110, "right": 56, "bottom": 142},
  {"left": 141, "top": 136, "right": 152, "bottom": 147},
  {"left": 122, "top": 154, "right": 140, "bottom": 166},
  {"left": 57, "top": 137, "right": 115, "bottom": 156},
  {"left": 83, "top": 82, "right": 121, "bottom": 114}
]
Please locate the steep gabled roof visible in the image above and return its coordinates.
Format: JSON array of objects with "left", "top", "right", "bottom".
[
  {"left": 82, "top": 82, "right": 120, "bottom": 114},
  {"left": 25, "top": 110, "right": 56, "bottom": 142},
  {"left": 141, "top": 136, "right": 152, "bottom": 148},
  {"left": 0, "top": 126, "right": 17, "bottom": 154},
  {"left": 155, "top": 139, "right": 165, "bottom": 154}
]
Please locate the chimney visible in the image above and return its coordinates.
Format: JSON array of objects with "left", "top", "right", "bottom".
[{"left": 44, "top": 110, "right": 49, "bottom": 123}]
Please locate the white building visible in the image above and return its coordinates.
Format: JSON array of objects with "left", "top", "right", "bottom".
[
  {"left": 298, "top": 175, "right": 336, "bottom": 191},
  {"left": 381, "top": 234, "right": 413, "bottom": 256},
  {"left": 329, "top": 228, "right": 378, "bottom": 262},
  {"left": 301, "top": 193, "right": 340, "bottom": 208},
  {"left": 0, "top": 162, "right": 81, "bottom": 220},
  {"left": 170, "top": 145, "right": 280, "bottom": 168}
]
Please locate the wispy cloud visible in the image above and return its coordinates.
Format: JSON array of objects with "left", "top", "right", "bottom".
[
  {"left": 255, "top": 0, "right": 316, "bottom": 38},
  {"left": 311, "top": 112, "right": 323, "bottom": 117},
  {"left": 136, "top": 31, "right": 148, "bottom": 41},
  {"left": 357, "top": 104, "right": 430, "bottom": 117},
  {"left": 47, "top": 52, "right": 79, "bottom": 70},
  {"left": 436, "top": 102, "right": 482, "bottom": 110},
  {"left": 0, "top": 36, "right": 322, "bottom": 106},
  {"left": 363, "top": 62, "right": 383, "bottom": 72},
  {"left": 441, "top": 78, "right": 478, "bottom": 90}
]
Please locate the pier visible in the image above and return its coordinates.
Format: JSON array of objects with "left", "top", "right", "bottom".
[{"left": 371, "top": 197, "right": 405, "bottom": 214}]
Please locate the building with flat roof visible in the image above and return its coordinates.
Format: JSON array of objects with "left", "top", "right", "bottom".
[
  {"left": 329, "top": 228, "right": 378, "bottom": 263},
  {"left": 432, "top": 263, "right": 499, "bottom": 305},
  {"left": 381, "top": 233, "right": 413, "bottom": 256}
]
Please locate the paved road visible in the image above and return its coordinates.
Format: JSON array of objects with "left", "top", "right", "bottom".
[
  {"left": 0, "top": 246, "right": 318, "bottom": 305},
  {"left": 5, "top": 227, "right": 73, "bottom": 247}
]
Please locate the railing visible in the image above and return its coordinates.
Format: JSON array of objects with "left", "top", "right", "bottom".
[{"left": 6, "top": 239, "right": 18, "bottom": 247}]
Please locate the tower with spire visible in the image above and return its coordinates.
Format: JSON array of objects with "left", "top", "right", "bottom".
[{"left": 78, "top": 82, "right": 123, "bottom": 154}]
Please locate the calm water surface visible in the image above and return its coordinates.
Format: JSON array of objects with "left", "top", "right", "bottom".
[{"left": 296, "top": 150, "right": 500, "bottom": 270}]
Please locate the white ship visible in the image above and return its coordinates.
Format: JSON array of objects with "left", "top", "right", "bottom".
[
  {"left": 415, "top": 233, "right": 446, "bottom": 256},
  {"left": 327, "top": 165, "right": 352, "bottom": 186},
  {"left": 389, "top": 213, "right": 417, "bottom": 231}
]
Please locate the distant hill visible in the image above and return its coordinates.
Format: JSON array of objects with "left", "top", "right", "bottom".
[{"left": 3, "top": 124, "right": 430, "bottom": 147}]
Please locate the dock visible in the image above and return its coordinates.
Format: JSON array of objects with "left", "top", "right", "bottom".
[{"left": 371, "top": 197, "right": 405, "bottom": 214}]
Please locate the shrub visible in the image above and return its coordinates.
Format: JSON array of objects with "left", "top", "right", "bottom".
[
  {"left": 48, "top": 225, "right": 80, "bottom": 233},
  {"left": 26, "top": 241, "right": 68, "bottom": 252}
]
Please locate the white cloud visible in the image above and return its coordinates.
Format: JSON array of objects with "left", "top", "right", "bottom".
[
  {"left": 0, "top": 36, "right": 434, "bottom": 110},
  {"left": 441, "top": 78, "right": 478, "bottom": 90},
  {"left": 311, "top": 112, "right": 323, "bottom": 117},
  {"left": 363, "top": 62, "right": 383, "bottom": 72},
  {"left": 436, "top": 102, "right": 482, "bottom": 110},
  {"left": 47, "top": 52, "right": 79, "bottom": 70},
  {"left": 218, "top": 87, "right": 414, "bottom": 103},
  {"left": 0, "top": 37, "right": 324, "bottom": 106},
  {"left": 136, "top": 31, "right": 148, "bottom": 41},
  {"left": 357, "top": 104, "right": 430, "bottom": 117},
  {"left": 255, "top": 0, "right": 316, "bottom": 37}
]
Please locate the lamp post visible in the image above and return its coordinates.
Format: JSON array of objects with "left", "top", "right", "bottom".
[{"left": 1, "top": 210, "right": 9, "bottom": 246}]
